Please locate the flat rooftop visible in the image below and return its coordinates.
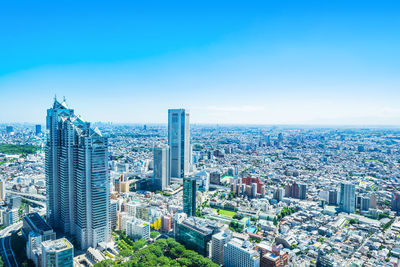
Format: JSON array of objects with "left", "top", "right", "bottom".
[{"left": 25, "top": 212, "right": 52, "bottom": 232}]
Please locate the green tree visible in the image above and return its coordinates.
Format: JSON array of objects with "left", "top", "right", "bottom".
[{"left": 150, "top": 231, "right": 160, "bottom": 239}]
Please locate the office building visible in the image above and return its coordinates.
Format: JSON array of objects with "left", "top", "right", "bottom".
[
  {"left": 176, "top": 217, "right": 213, "bottom": 256},
  {"left": 211, "top": 230, "right": 232, "bottom": 265},
  {"left": 41, "top": 238, "right": 74, "bottom": 267},
  {"left": 168, "top": 109, "right": 190, "bottom": 178},
  {"left": 183, "top": 177, "right": 196, "bottom": 216},
  {"left": 223, "top": 238, "right": 260, "bottom": 267},
  {"left": 35, "top": 124, "right": 42, "bottom": 135},
  {"left": 153, "top": 144, "right": 170, "bottom": 191},
  {"left": 45, "top": 98, "right": 110, "bottom": 249},
  {"left": 22, "top": 212, "right": 56, "bottom": 241},
  {"left": 340, "top": 182, "right": 356, "bottom": 213}
]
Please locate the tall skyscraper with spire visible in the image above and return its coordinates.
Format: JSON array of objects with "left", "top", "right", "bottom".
[
  {"left": 45, "top": 97, "right": 110, "bottom": 249},
  {"left": 168, "top": 109, "right": 190, "bottom": 178}
]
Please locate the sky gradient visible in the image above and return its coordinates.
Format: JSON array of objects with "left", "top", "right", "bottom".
[{"left": 1, "top": 0, "right": 399, "bottom": 125}]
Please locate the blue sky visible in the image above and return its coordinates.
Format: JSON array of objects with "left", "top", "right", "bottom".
[{"left": 1, "top": 0, "right": 399, "bottom": 125}]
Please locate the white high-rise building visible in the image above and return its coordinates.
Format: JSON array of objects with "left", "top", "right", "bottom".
[
  {"left": 223, "top": 238, "right": 260, "bottom": 267},
  {"left": 211, "top": 230, "right": 232, "bottom": 265},
  {"left": 45, "top": 98, "right": 110, "bottom": 249},
  {"left": 153, "top": 144, "right": 170, "bottom": 190},
  {"left": 340, "top": 182, "right": 355, "bottom": 213},
  {"left": 168, "top": 109, "right": 190, "bottom": 178}
]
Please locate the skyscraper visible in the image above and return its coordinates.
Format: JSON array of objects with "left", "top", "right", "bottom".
[
  {"left": 339, "top": 182, "right": 355, "bottom": 213},
  {"left": 183, "top": 177, "right": 196, "bottom": 216},
  {"left": 153, "top": 144, "right": 171, "bottom": 191},
  {"left": 45, "top": 98, "right": 110, "bottom": 249},
  {"left": 168, "top": 109, "right": 190, "bottom": 178},
  {"left": 35, "top": 124, "right": 42, "bottom": 135}
]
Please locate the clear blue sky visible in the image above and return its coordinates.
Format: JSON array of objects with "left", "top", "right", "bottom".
[{"left": 1, "top": 0, "right": 399, "bottom": 125}]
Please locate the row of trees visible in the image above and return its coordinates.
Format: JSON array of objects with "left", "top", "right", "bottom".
[
  {"left": 95, "top": 238, "right": 217, "bottom": 267},
  {"left": 0, "top": 144, "right": 39, "bottom": 155}
]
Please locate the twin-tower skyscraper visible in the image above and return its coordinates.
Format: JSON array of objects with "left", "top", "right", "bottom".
[
  {"left": 45, "top": 99, "right": 190, "bottom": 249},
  {"left": 45, "top": 98, "right": 110, "bottom": 249}
]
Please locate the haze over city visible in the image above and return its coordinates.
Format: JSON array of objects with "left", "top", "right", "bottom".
[{"left": 1, "top": 0, "right": 400, "bottom": 125}]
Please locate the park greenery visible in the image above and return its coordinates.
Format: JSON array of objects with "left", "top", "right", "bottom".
[
  {"left": 382, "top": 219, "right": 394, "bottom": 230},
  {"left": 0, "top": 144, "right": 40, "bottom": 155},
  {"left": 95, "top": 236, "right": 217, "bottom": 267},
  {"left": 277, "top": 206, "right": 297, "bottom": 221},
  {"left": 229, "top": 221, "right": 244, "bottom": 233},
  {"left": 150, "top": 231, "right": 160, "bottom": 239},
  {"left": 216, "top": 209, "right": 236, "bottom": 217}
]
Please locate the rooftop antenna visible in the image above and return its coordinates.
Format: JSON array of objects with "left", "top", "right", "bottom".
[{"left": 54, "top": 94, "right": 57, "bottom": 101}]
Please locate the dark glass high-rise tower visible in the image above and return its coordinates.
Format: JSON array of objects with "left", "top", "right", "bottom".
[{"left": 183, "top": 177, "right": 196, "bottom": 216}]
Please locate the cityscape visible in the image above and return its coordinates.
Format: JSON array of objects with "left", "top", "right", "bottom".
[
  {"left": 1, "top": 1, "right": 400, "bottom": 267},
  {"left": 0, "top": 99, "right": 400, "bottom": 267}
]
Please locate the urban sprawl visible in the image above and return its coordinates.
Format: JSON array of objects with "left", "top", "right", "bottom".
[{"left": 1, "top": 98, "right": 400, "bottom": 267}]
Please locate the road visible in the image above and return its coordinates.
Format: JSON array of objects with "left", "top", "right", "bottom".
[{"left": 0, "top": 236, "right": 18, "bottom": 267}]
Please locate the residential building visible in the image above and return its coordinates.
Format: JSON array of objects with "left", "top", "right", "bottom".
[
  {"left": 211, "top": 230, "right": 232, "bottom": 265},
  {"left": 340, "top": 182, "right": 355, "bottom": 213}
]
